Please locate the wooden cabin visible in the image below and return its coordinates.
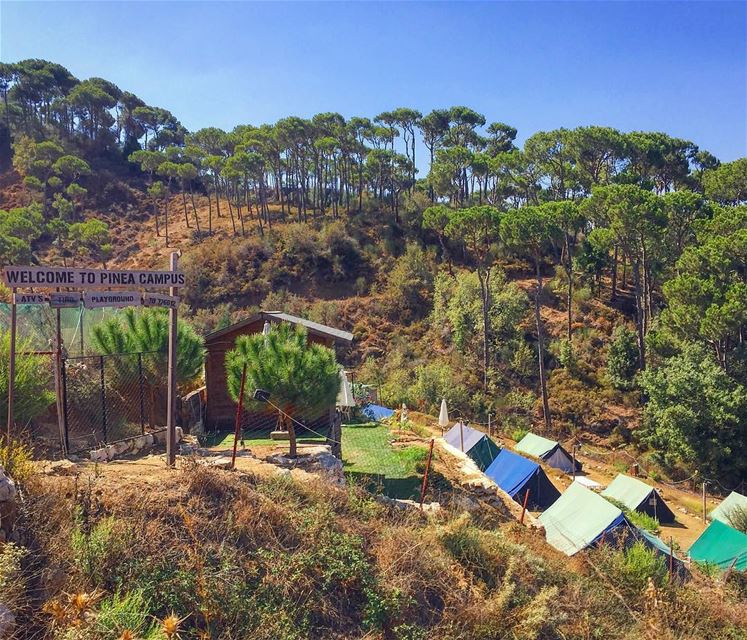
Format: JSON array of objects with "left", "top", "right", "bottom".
[{"left": 204, "top": 311, "right": 354, "bottom": 432}]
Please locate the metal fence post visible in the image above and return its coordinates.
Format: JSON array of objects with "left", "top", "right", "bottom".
[
  {"left": 138, "top": 352, "right": 145, "bottom": 435},
  {"left": 99, "top": 355, "right": 107, "bottom": 443},
  {"left": 60, "top": 357, "right": 70, "bottom": 455}
]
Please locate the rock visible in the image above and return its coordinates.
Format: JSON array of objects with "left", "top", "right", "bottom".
[
  {"left": 275, "top": 468, "right": 292, "bottom": 478},
  {"left": 453, "top": 493, "right": 481, "bottom": 513},
  {"left": 90, "top": 448, "right": 107, "bottom": 463},
  {"left": 0, "top": 468, "right": 16, "bottom": 503},
  {"left": 43, "top": 460, "right": 77, "bottom": 476},
  {"left": 0, "top": 603, "right": 15, "bottom": 637},
  {"left": 208, "top": 456, "right": 232, "bottom": 469},
  {"left": 114, "top": 441, "right": 130, "bottom": 455}
]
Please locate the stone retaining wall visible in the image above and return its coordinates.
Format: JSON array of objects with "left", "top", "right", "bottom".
[{"left": 89, "top": 427, "right": 184, "bottom": 463}]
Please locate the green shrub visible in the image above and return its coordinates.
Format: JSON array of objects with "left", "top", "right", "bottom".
[
  {"left": 93, "top": 590, "right": 160, "bottom": 639},
  {"left": 604, "top": 497, "right": 660, "bottom": 534},
  {"left": 0, "top": 438, "right": 34, "bottom": 484},
  {"left": 72, "top": 516, "right": 130, "bottom": 587},
  {"left": 0, "top": 331, "right": 55, "bottom": 429},
  {"left": 605, "top": 541, "right": 668, "bottom": 598},
  {"left": 0, "top": 543, "right": 28, "bottom": 614},
  {"left": 606, "top": 326, "right": 639, "bottom": 390},
  {"left": 725, "top": 505, "right": 747, "bottom": 533}
]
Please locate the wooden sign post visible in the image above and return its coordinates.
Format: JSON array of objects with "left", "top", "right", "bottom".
[
  {"left": 6, "top": 289, "right": 17, "bottom": 437},
  {"left": 3, "top": 264, "right": 184, "bottom": 464},
  {"left": 166, "top": 252, "right": 179, "bottom": 467}
]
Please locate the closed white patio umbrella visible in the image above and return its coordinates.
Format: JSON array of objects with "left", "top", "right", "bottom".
[
  {"left": 336, "top": 369, "right": 355, "bottom": 408},
  {"left": 438, "top": 398, "right": 449, "bottom": 429}
]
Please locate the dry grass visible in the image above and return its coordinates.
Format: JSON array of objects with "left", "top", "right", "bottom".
[{"left": 2, "top": 463, "right": 745, "bottom": 640}]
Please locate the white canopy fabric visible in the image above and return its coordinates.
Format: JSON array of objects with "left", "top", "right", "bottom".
[
  {"left": 573, "top": 476, "right": 603, "bottom": 490},
  {"left": 438, "top": 398, "right": 449, "bottom": 427},
  {"left": 336, "top": 370, "right": 356, "bottom": 407}
]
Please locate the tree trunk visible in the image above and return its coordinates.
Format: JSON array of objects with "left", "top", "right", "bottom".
[
  {"left": 286, "top": 413, "right": 297, "bottom": 458},
  {"left": 477, "top": 269, "right": 491, "bottom": 392},
  {"left": 190, "top": 187, "right": 201, "bottom": 236},
  {"left": 611, "top": 244, "right": 618, "bottom": 301},
  {"left": 207, "top": 188, "right": 213, "bottom": 235},
  {"left": 214, "top": 176, "right": 222, "bottom": 218},
  {"left": 565, "top": 232, "right": 573, "bottom": 341},
  {"left": 153, "top": 197, "right": 160, "bottom": 237},
  {"left": 534, "top": 258, "right": 552, "bottom": 432},
  {"left": 633, "top": 258, "right": 646, "bottom": 370},
  {"left": 164, "top": 196, "right": 169, "bottom": 247},
  {"left": 182, "top": 190, "right": 190, "bottom": 228}
]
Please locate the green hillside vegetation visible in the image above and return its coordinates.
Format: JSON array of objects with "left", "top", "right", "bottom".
[{"left": 1, "top": 58, "right": 746, "bottom": 490}]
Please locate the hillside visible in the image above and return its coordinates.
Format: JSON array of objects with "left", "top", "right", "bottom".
[
  {"left": 1, "top": 56, "right": 746, "bottom": 638},
  {"left": 4, "top": 451, "right": 744, "bottom": 640}
]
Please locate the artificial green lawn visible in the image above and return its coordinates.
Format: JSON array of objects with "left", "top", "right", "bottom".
[
  {"left": 341, "top": 422, "right": 427, "bottom": 500},
  {"left": 203, "top": 428, "right": 327, "bottom": 450},
  {"left": 203, "top": 422, "right": 428, "bottom": 500}
]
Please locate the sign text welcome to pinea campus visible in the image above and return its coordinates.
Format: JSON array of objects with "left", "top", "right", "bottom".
[{"left": 2, "top": 266, "right": 185, "bottom": 289}]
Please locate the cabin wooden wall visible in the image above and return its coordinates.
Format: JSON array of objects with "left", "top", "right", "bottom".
[{"left": 204, "top": 320, "right": 336, "bottom": 431}]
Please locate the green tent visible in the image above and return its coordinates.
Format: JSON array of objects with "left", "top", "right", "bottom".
[
  {"left": 514, "top": 432, "right": 581, "bottom": 474},
  {"left": 689, "top": 520, "right": 747, "bottom": 572},
  {"left": 601, "top": 474, "right": 675, "bottom": 523},
  {"left": 539, "top": 482, "right": 627, "bottom": 556},
  {"left": 709, "top": 491, "right": 747, "bottom": 526}
]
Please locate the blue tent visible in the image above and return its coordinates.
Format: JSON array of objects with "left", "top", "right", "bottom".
[
  {"left": 484, "top": 449, "right": 561, "bottom": 510},
  {"left": 443, "top": 423, "right": 501, "bottom": 471},
  {"left": 362, "top": 404, "right": 395, "bottom": 421}
]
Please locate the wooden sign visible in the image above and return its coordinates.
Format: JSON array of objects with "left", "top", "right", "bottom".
[
  {"left": 83, "top": 291, "right": 142, "bottom": 309},
  {"left": 143, "top": 293, "right": 179, "bottom": 309},
  {"left": 49, "top": 292, "right": 82, "bottom": 308},
  {"left": 13, "top": 293, "right": 46, "bottom": 305},
  {"left": 3, "top": 266, "right": 185, "bottom": 290}
]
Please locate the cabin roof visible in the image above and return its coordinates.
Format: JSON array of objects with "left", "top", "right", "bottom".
[{"left": 204, "top": 310, "right": 354, "bottom": 345}]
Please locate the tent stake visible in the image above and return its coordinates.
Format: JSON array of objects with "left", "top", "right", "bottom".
[{"left": 520, "top": 488, "right": 531, "bottom": 524}]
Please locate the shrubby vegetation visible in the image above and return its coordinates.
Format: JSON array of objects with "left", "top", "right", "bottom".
[
  {"left": 6, "top": 465, "right": 745, "bottom": 639},
  {"left": 1, "top": 58, "right": 746, "bottom": 484}
]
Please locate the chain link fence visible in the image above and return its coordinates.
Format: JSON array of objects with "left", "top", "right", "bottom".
[{"left": 61, "top": 350, "right": 168, "bottom": 454}]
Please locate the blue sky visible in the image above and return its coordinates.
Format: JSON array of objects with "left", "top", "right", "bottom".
[{"left": 1, "top": 1, "right": 745, "bottom": 163}]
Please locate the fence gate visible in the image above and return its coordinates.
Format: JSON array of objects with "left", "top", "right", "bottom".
[{"left": 61, "top": 350, "right": 168, "bottom": 453}]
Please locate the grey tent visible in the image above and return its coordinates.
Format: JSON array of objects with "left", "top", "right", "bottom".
[
  {"left": 514, "top": 432, "right": 581, "bottom": 474},
  {"left": 443, "top": 422, "right": 501, "bottom": 471}
]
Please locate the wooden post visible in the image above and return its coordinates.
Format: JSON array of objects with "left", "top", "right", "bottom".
[
  {"left": 79, "top": 304, "right": 84, "bottom": 356},
  {"left": 702, "top": 480, "right": 707, "bottom": 528},
  {"left": 6, "top": 289, "right": 16, "bottom": 437},
  {"left": 419, "top": 438, "right": 435, "bottom": 509},
  {"left": 231, "top": 364, "right": 247, "bottom": 470},
  {"left": 54, "top": 288, "right": 68, "bottom": 456},
  {"left": 572, "top": 444, "right": 577, "bottom": 480},
  {"left": 138, "top": 352, "right": 145, "bottom": 435},
  {"left": 99, "top": 355, "right": 107, "bottom": 443},
  {"left": 459, "top": 420, "right": 464, "bottom": 452},
  {"left": 520, "top": 488, "right": 531, "bottom": 524},
  {"left": 487, "top": 413, "right": 491, "bottom": 437},
  {"left": 166, "top": 252, "right": 179, "bottom": 467}
]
